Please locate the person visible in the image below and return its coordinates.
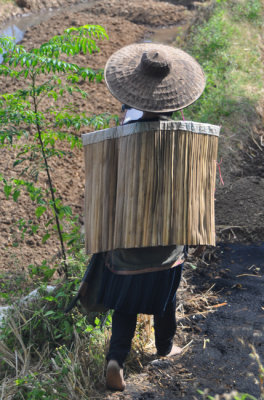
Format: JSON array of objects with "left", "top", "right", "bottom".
[{"left": 99, "top": 43, "right": 206, "bottom": 391}]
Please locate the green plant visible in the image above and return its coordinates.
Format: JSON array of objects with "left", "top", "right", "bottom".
[
  {"left": 198, "top": 390, "right": 259, "bottom": 400},
  {"left": 0, "top": 267, "right": 112, "bottom": 355},
  {"left": 249, "top": 345, "right": 264, "bottom": 399},
  {"left": 180, "top": 7, "right": 238, "bottom": 124},
  {"left": 0, "top": 25, "right": 118, "bottom": 279},
  {"left": 0, "top": 0, "right": 15, "bottom": 4},
  {"left": 177, "top": 0, "right": 263, "bottom": 126},
  {"left": 0, "top": 301, "right": 111, "bottom": 399},
  {"left": 230, "top": 0, "right": 263, "bottom": 24},
  {"left": 0, "top": 29, "right": 119, "bottom": 396},
  {"left": 174, "top": 0, "right": 263, "bottom": 175},
  {"left": 14, "top": 373, "right": 66, "bottom": 400}
]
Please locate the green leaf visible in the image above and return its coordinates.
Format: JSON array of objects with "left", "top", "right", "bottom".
[
  {"left": 44, "top": 296, "right": 56, "bottom": 301},
  {"left": 13, "top": 189, "right": 20, "bottom": 202},
  {"left": 35, "top": 205, "right": 47, "bottom": 218},
  {"left": 61, "top": 205, "right": 72, "bottom": 216},
  {"left": 4, "top": 184, "right": 12, "bottom": 199},
  {"left": 63, "top": 320, "right": 71, "bottom": 333},
  {"left": 42, "top": 233, "right": 50, "bottom": 243},
  {"left": 45, "top": 218, "right": 54, "bottom": 227},
  {"left": 13, "top": 159, "right": 25, "bottom": 167},
  {"left": 82, "top": 38, "right": 87, "bottom": 54},
  {"left": 85, "top": 324, "right": 94, "bottom": 333},
  {"left": 48, "top": 90, "right": 58, "bottom": 101},
  {"left": 31, "top": 224, "right": 39, "bottom": 234},
  {"left": 44, "top": 310, "right": 55, "bottom": 316}
]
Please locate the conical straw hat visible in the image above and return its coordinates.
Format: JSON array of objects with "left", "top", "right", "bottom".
[{"left": 104, "top": 43, "right": 205, "bottom": 113}]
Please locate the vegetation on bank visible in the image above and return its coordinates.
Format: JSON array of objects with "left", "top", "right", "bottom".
[
  {"left": 176, "top": 0, "right": 263, "bottom": 165},
  {"left": 0, "top": 0, "right": 263, "bottom": 398},
  {"left": 0, "top": 24, "right": 118, "bottom": 399},
  {"left": 0, "top": 0, "right": 15, "bottom": 5}
]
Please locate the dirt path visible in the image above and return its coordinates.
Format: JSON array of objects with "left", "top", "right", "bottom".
[{"left": 104, "top": 244, "right": 264, "bottom": 399}]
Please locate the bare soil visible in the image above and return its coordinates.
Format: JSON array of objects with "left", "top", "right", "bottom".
[{"left": 0, "top": 0, "right": 264, "bottom": 398}]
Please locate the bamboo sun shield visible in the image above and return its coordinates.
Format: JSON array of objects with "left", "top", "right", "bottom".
[{"left": 82, "top": 121, "right": 220, "bottom": 253}]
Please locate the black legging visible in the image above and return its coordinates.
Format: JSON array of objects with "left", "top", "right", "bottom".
[{"left": 107, "top": 296, "right": 177, "bottom": 367}]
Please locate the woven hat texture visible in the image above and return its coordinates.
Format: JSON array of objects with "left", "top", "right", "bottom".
[{"left": 104, "top": 43, "right": 206, "bottom": 112}]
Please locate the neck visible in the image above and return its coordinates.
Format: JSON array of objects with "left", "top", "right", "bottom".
[{"left": 141, "top": 111, "right": 158, "bottom": 120}]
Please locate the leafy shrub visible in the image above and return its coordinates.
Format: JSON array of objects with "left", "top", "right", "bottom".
[{"left": 0, "top": 25, "right": 118, "bottom": 279}]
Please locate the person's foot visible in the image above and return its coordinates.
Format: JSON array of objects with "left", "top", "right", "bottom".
[
  {"left": 166, "top": 344, "right": 182, "bottom": 356},
  {"left": 106, "top": 360, "right": 126, "bottom": 391},
  {"left": 157, "top": 344, "right": 182, "bottom": 358}
]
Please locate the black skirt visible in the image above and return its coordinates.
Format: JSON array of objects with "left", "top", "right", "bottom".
[{"left": 98, "top": 263, "right": 183, "bottom": 316}]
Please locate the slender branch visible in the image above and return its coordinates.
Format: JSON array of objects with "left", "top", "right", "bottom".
[
  {"left": 32, "top": 73, "right": 68, "bottom": 278},
  {"left": 36, "top": 79, "right": 57, "bottom": 106}
]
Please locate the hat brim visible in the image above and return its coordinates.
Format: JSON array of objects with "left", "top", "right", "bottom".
[{"left": 104, "top": 43, "right": 206, "bottom": 113}]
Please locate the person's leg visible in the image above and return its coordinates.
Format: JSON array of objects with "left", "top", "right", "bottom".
[
  {"left": 107, "top": 310, "right": 137, "bottom": 367},
  {"left": 106, "top": 310, "right": 137, "bottom": 390},
  {"left": 154, "top": 296, "right": 178, "bottom": 356},
  {"left": 154, "top": 264, "right": 183, "bottom": 356}
]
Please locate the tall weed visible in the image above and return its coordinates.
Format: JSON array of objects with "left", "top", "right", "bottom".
[{"left": 0, "top": 293, "right": 112, "bottom": 399}]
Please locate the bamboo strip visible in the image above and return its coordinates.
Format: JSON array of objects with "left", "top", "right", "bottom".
[
  {"left": 83, "top": 124, "right": 219, "bottom": 253},
  {"left": 143, "top": 131, "right": 154, "bottom": 246}
]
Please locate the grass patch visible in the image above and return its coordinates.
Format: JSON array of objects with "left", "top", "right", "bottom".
[
  {"left": 0, "top": 251, "right": 153, "bottom": 398},
  {"left": 0, "top": 0, "right": 15, "bottom": 5},
  {"left": 174, "top": 0, "right": 263, "bottom": 165},
  {"left": 0, "top": 284, "right": 112, "bottom": 399},
  {"left": 0, "top": 289, "right": 153, "bottom": 399}
]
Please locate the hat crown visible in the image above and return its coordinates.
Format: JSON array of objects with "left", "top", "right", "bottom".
[
  {"left": 140, "top": 49, "right": 171, "bottom": 77},
  {"left": 104, "top": 43, "right": 206, "bottom": 112}
]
